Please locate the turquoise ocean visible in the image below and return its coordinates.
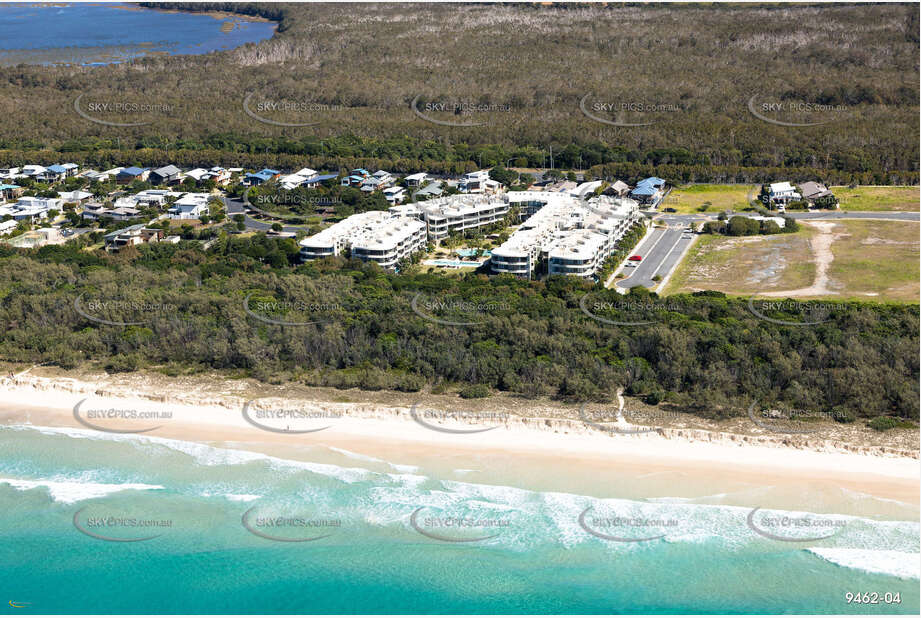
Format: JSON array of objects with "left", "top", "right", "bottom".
[{"left": 1, "top": 423, "right": 918, "bottom": 615}]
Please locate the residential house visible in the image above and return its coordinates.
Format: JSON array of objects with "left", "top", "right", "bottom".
[
  {"left": 39, "top": 165, "right": 68, "bottom": 183},
  {"left": 58, "top": 190, "right": 93, "bottom": 205},
  {"left": 243, "top": 168, "right": 280, "bottom": 186},
  {"left": 82, "top": 204, "right": 144, "bottom": 222},
  {"left": 39, "top": 163, "right": 78, "bottom": 183},
  {"left": 184, "top": 168, "right": 210, "bottom": 183},
  {"left": 604, "top": 180, "right": 631, "bottom": 197},
  {"left": 799, "top": 181, "right": 838, "bottom": 208},
  {"left": 0, "top": 167, "right": 21, "bottom": 180},
  {"left": 341, "top": 169, "right": 370, "bottom": 187},
  {"left": 459, "top": 170, "right": 496, "bottom": 193},
  {"left": 167, "top": 193, "right": 210, "bottom": 219},
  {"left": 104, "top": 224, "right": 164, "bottom": 252},
  {"left": 80, "top": 202, "right": 110, "bottom": 221},
  {"left": 21, "top": 165, "right": 47, "bottom": 179},
  {"left": 630, "top": 177, "right": 666, "bottom": 206},
  {"left": 357, "top": 170, "right": 394, "bottom": 193},
  {"left": 371, "top": 170, "right": 393, "bottom": 184},
  {"left": 81, "top": 167, "right": 121, "bottom": 183},
  {"left": 116, "top": 167, "right": 150, "bottom": 185},
  {"left": 185, "top": 166, "right": 231, "bottom": 186},
  {"left": 0, "top": 219, "right": 17, "bottom": 236},
  {"left": 0, "top": 183, "right": 23, "bottom": 201},
  {"left": 202, "top": 167, "right": 231, "bottom": 186},
  {"left": 765, "top": 181, "right": 801, "bottom": 208},
  {"left": 109, "top": 206, "right": 143, "bottom": 221},
  {"left": 131, "top": 189, "right": 173, "bottom": 208},
  {"left": 383, "top": 186, "right": 406, "bottom": 205},
  {"left": 279, "top": 167, "right": 318, "bottom": 190},
  {"left": 301, "top": 173, "right": 338, "bottom": 189},
  {"left": 404, "top": 172, "right": 429, "bottom": 187},
  {"left": 8, "top": 196, "right": 62, "bottom": 221},
  {"left": 413, "top": 181, "right": 443, "bottom": 200},
  {"left": 149, "top": 165, "right": 183, "bottom": 185}
]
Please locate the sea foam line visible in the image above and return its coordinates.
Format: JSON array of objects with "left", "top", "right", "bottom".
[
  {"left": 806, "top": 548, "right": 920, "bottom": 580},
  {"left": 0, "top": 476, "right": 163, "bottom": 504}
]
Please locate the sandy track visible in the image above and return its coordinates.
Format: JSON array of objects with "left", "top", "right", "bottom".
[{"left": 761, "top": 221, "right": 844, "bottom": 297}]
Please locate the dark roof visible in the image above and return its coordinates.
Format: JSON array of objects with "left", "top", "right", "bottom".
[
  {"left": 799, "top": 181, "right": 831, "bottom": 199},
  {"left": 152, "top": 165, "right": 181, "bottom": 176},
  {"left": 305, "top": 173, "right": 338, "bottom": 183}
]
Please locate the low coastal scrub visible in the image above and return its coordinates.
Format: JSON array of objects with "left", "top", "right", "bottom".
[
  {"left": 0, "top": 237, "right": 917, "bottom": 423},
  {"left": 867, "top": 416, "right": 917, "bottom": 432}
]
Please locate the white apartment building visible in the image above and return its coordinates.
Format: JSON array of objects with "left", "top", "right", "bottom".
[
  {"left": 493, "top": 194, "right": 640, "bottom": 279},
  {"left": 406, "top": 194, "right": 509, "bottom": 242},
  {"left": 492, "top": 196, "right": 577, "bottom": 278},
  {"left": 547, "top": 229, "right": 610, "bottom": 278},
  {"left": 350, "top": 216, "right": 427, "bottom": 269},
  {"left": 506, "top": 190, "right": 574, "bottom": 219},
  {"left": 300, "top": 211, "right": 391, "bottom": 260},
  {"left": 299, "top": 210, "right": 426, "bottom": 269}
]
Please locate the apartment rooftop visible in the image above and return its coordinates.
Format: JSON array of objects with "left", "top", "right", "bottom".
[
  {"left": 352, "top": 216, "right": 426, "bottom": 251},
  {"left": 547, "top": 229, "right": 608, "bottom": 261},
  {"left": 299, "top": 211, "right": 393, "bottom": 249},
  {"left": 415, "top": 194, "right": 506, "bottom": 217}
]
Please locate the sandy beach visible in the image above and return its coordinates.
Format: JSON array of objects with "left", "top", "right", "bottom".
[{"left": 1, "top": 372, "right": 917, "bottom": 509}]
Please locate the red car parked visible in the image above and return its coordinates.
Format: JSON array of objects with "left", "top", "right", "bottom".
[{"left": 628, "top": 255, "right": 643, "bottom": 261}]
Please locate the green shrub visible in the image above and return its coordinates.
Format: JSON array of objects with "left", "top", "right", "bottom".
[
  {"left": 867, "top": 416, "right": 913, "bottom": 431},
  {"left": 104, "top": 354, "right": 139, "bottom": 374},
  {"left": 459, "top": 384, "right": 490, "bottom": 399}
]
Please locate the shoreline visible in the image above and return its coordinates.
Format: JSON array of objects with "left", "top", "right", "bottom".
[{"left": 1, "top": 372, "right": 917, "bottom": 507}]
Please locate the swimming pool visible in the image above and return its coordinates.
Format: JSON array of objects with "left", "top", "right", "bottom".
[{"left": 424, "top": 259, "right": 482, "bottom": 268}]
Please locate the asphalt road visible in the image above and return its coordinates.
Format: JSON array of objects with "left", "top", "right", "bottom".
[
  {"left": 615, "top": 224, "right": 695, "bottom": 290},
  {"left": 611, "top": 209, "right": 920, "bottom": 291}
]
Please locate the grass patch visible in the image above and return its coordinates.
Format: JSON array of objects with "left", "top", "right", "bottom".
[
  {"left": 663, "top": 184, "right": 757, "bottom": 214},
  {"left": 831, "top": 186, "right": 919, "bottom": 212},
  {"left": 662, "top": 228, "right": 816, "bottom": 295},
  {"left": 824, "top": 220, "right": 919, "bottom": 300}
]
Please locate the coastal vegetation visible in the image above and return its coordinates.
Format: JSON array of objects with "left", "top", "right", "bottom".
[
  {"left": 0, "top": 237, "right": 916, "bottom": 425},
  {"left": 0, "top": 3, "right": 917, "bottom": 185}
]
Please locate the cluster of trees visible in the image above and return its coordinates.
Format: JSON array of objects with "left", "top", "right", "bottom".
[
  {"left": 703, "top": 216, "right": 799, "bottom": 236},
  {"left": 0, "top": 235, "right": 916, "bottom": 425}
]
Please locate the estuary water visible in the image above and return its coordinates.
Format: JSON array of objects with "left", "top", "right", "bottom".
[{"left": 0, "top": 3, "right": 275, "bottom": 66}]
